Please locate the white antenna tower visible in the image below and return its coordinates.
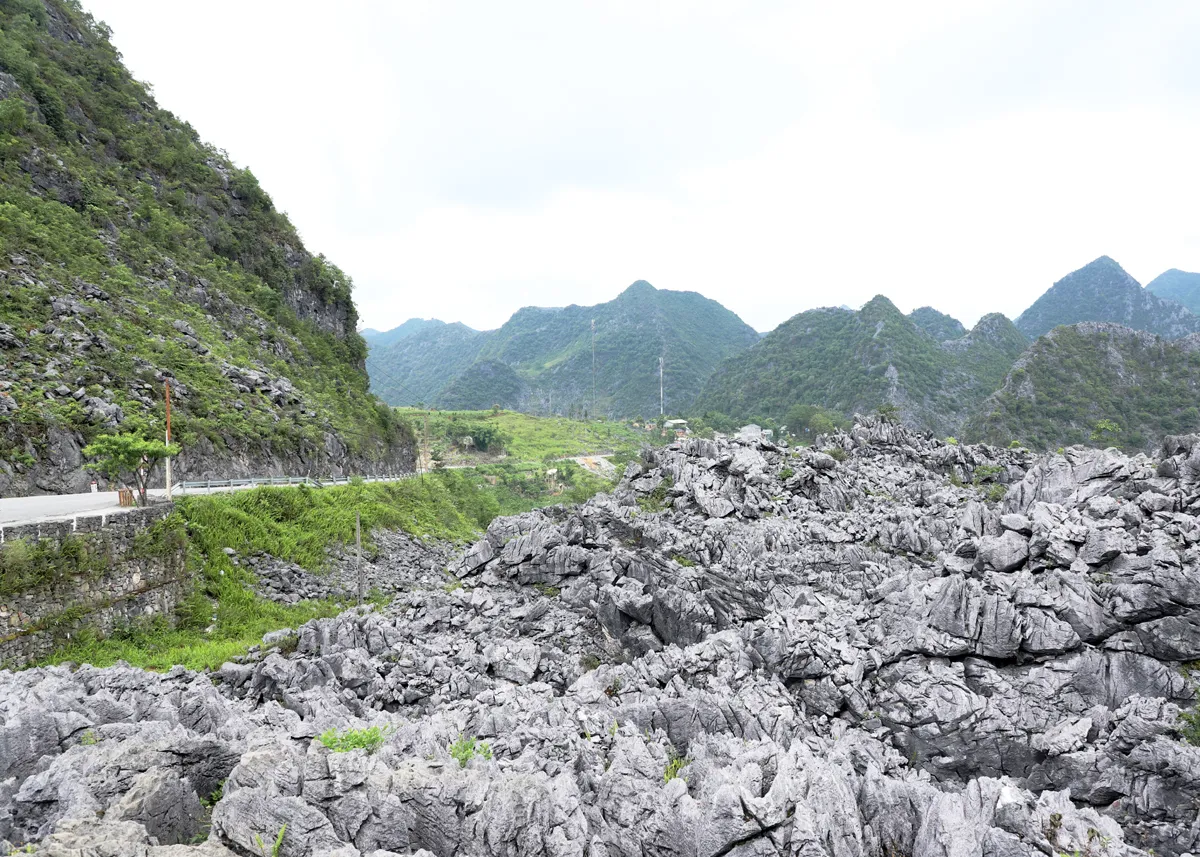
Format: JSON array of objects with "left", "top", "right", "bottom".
[
  {"left": 659, "top": 355, "right": 664, "bottom": 416},
  {"left": 591, "top": 318, "right": 596, "bottom": 420}
]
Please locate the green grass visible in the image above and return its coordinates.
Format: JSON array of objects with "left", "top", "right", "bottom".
[
  {"left": 397, "top": 408, "right": 659, "bottom": 464},
  {"left": 40, "top": 464, "right": 617, "bottom": 672}
]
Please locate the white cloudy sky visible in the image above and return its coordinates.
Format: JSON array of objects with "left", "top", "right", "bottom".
[{"left": 86, "top": 1, "right": 1200, "bottom": 334}]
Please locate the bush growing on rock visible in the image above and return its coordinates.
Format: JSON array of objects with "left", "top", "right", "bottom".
[
  {"left": 448, "top": 733, "right": 492, "bottom": 767},
  {"left": 318, "top": 725, "right": 389, "bottom": 754}
]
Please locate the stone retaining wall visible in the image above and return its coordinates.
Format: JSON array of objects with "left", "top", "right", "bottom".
[{"left": 0, "top": 505, "right": 189, "bottom": 667}]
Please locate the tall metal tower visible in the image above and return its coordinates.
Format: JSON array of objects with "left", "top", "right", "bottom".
[
  {"left": 659, "top": 355, "right": 664, "bottom": 416},
  {"left": 591, "top": 318, "right": 596, "bottom": 420}
]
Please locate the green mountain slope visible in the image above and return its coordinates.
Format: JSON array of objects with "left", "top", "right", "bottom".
[
  {"left": 0, "top": 0, "right": 412, "bottom": 495},
  {"left": 909, "top": 306, "right": 967, "bottom": 341},
  {"left": 967, "top": 323, "right": 1200, "bottom": 451},
  {"left": 361, "top": 318, "right": 454, "bottom": 349},
  {"left": 367, "top": 281, "right": 761, "bottom": 418},
  {"left": 438, "top": 359, "right": 527, "bottom": 410},
  {"left": 694, "top": 298, "right": 1026, "bottom": 434},
  {"left": 1145, "top": 269, "right": 1200, "bottom": 315},
  {"left": 1015, "top": 256, "right": 1200, "bottom": 340},
  {"left": 366, "top": 321, "right": 485, "bottom": 405}
]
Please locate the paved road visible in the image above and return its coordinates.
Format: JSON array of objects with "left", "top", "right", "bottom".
[
  {"left": 0, "top": 475, "right": 420, "bottom": 527},
  {"left": 0, "top": 490, "right": 133, "bottom": 526}
]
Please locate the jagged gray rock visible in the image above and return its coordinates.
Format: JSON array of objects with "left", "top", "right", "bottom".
[{"left": 4, "top": 415, "right": 1200, "bottom": 856}]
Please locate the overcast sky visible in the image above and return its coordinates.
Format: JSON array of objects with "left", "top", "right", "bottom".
[{"left": 86, "top": 1, "right": 1200, "bottom": 334}]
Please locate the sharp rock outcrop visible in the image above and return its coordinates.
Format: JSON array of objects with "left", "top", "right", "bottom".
[{"left": 4, "top": 417, "right": 1200, "bottom": 855}]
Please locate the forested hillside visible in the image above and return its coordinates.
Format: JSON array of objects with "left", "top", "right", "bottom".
[
  {"left": 693, "top": 297, "right": 1026, "bottom": 435},
  {"left": 0, "top": 0, "right": 412, "bottom": 495},
  {"left": 367, "top": 281, "right": 760, "bottom": 417},
  {"left": 967, "top": 322, "right": 1200, "bottom": 450}
]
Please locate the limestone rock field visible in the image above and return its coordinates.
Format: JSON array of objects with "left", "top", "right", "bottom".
[{"left": 4, "top": 416, "right": 1200, "bottom": 855}]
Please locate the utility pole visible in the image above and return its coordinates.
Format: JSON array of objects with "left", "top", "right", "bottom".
[
  {"left": 422, "top": 410, "right": 430, "bottom": 479},
  {"left": 659, "top": 356, "right": 664, "bottom": 417},
  {"left": 164, "top": 379, "right": 172, "bottom": 500},
  {"left": 591, "top": 318, "right": 596, "bottom": 421},
  {"left": 355, "top": 511, "right": 363, "bottom": 608}
]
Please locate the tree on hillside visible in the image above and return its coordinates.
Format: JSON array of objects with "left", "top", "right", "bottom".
[
  {"left": 1090, "top": 419, "right": 1121, "bottom": 447},
  {"left": 83, "top": 433, "right": 179, "bottom": 506}
]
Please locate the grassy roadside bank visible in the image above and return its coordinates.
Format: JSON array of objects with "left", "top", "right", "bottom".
[{"left": 42, "top": 464, "right": 615, "bottom": 672}]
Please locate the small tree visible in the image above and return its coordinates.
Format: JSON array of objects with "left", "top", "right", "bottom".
[
  {"left": 876, "top": 403, "right": 900, "bottom": 424},
  {"left": 1090, "top": 419, "right": 1121, "bottom": 446},
  {"left": 83, "top": 434, "right": 179, "bottom": 506}
]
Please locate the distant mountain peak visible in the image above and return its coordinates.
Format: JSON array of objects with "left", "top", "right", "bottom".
[
  {"left": 909, "top": 306, "right": 968, "bottom": 341},
  {"left": 860, "top": 294, "right": 902, "bottom": 315},
  {"left": 619, "top": 280, "right": 658, "bottom": 297},
  {"left": 366, "top": 281, "right": 758, "bottom": 415},
  {"left": 1015, "top": 256, "right": 1200, "bottom": 340},
  {"left": 1145, "top": 268, "right": 1200, "bottom": 316}
]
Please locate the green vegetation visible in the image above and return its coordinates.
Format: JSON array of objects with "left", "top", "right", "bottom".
[
  {"left": 254, "top": 825, "right": 287, "bottom": 857},
  {"left": 39, "top": 456, "right": 623, "bottom": 671},
  {"left": 399, "top": 408, "right": 656, "bottom": 465},
  {"left": 1090, "top": 419, "right": 1121, "bottom": 445},
  {"left": 663, "top": 746, "right": 689, "bottom": 783},
  {"left": 369, "top": 280, "right": 760, "bottom": 417},
  {"left": 637, "top": 475, "right": 674, "bottom": 514},
  {"left": 969, "top": 325, "right": 1200, "bottom": 451},
  {"left": 318, "top": 725, "right": 390, "bottom": 754},
  {"left": 449, "top": 733, "right": 492, "bottom": 767},
  {"left": 908, "top": 306, "right": 968, "bottom": 341},
  {"left": 694, "top": 298, "right": 1027, "bottom": 436},
  {"left": 0, "top": 0, "right": 410, "bottom": 481},
  {"left": 82, "top": 430, "right": 179, "bottom": 506}
]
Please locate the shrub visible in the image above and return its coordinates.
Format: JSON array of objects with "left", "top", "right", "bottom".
[
  {"left": 779, "top": 467, "right": 795, "bottom": 480},
  {"left": 944, "top": 436, "right": 958, "bottom": 445},
  {"left": 824, "top": 447, "right": 848, "bottom": 462},
  {"left": 0, "top": 96, "right": 27, "bottom": 134},
  {"left": 449, "top": 733, "right": 492, "bottom": 767},
  {"left": 318, "top": 725, "right": 390, "bottom": 754},
  {"left": 637, "top": 474, "right": 674, "bottom": 513}
]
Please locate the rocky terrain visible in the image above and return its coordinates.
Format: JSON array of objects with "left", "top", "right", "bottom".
[{"left": 4, "top": 416, "right": 1200, "bottom": 856}]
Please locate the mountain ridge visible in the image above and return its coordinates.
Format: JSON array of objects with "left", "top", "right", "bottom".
[
  {"left": 367, "top": 280, "right": 760, "bottom": 417},
  {"left": 1015, "top": 256, "right": 1200, "bottom": 340},
  {"left": 1145, "top": 268, "right": 1200, "bottom": 315}
]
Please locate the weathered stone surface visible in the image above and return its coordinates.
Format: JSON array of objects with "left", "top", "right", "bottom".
[{"left": 4, "top": 415, "right": 1200, "bottom": 856}]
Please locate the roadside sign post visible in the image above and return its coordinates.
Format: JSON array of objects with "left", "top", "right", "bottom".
[{"left": 164, "top": 380, "right": 173, "bottom": 501}]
